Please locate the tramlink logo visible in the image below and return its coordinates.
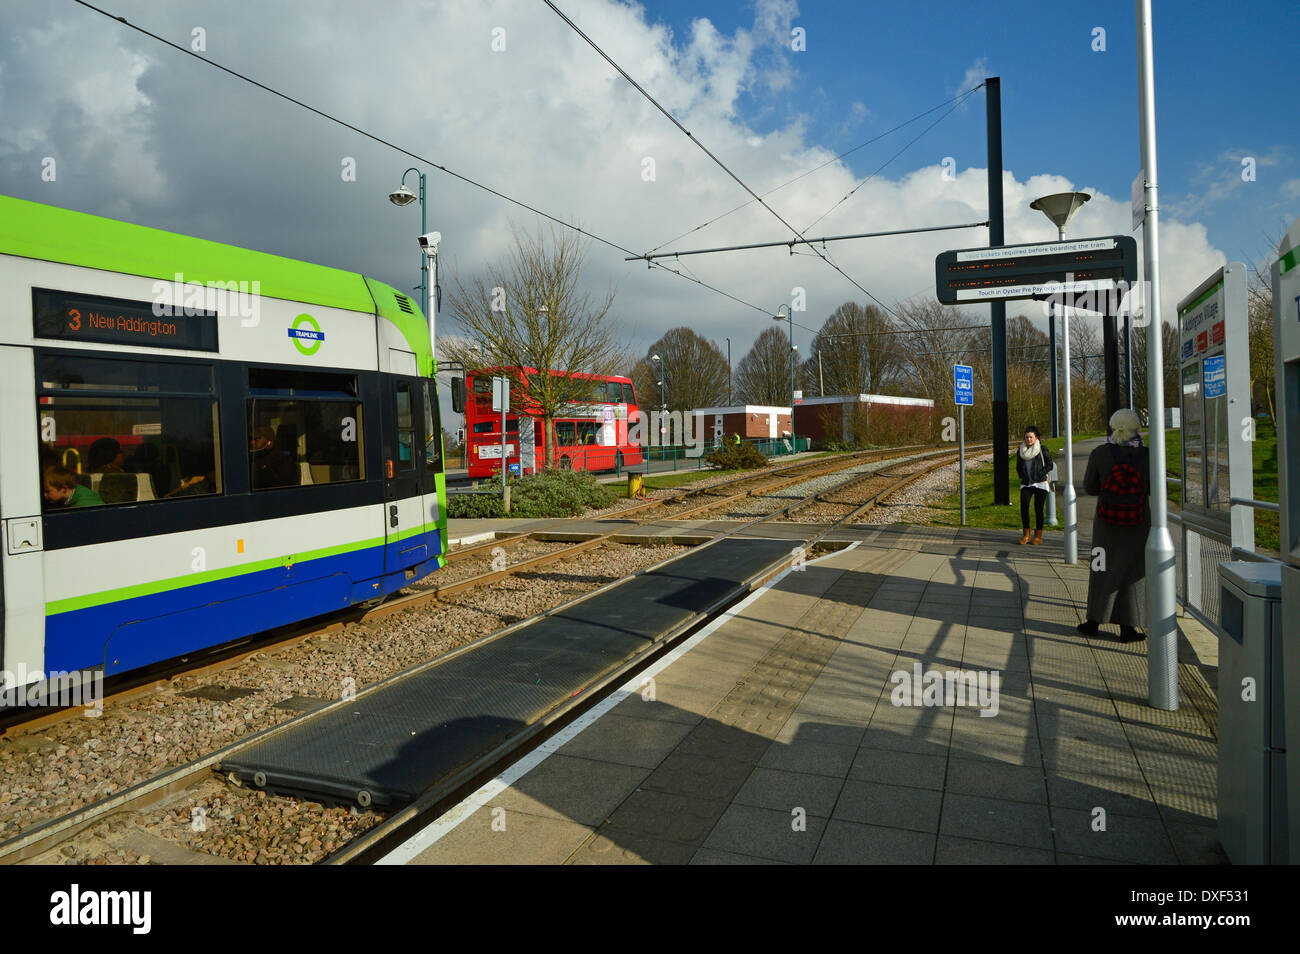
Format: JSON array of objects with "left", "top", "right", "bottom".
[
  {"left": 151, "top": 271, "right": 260, "bottom": 327},
  {"left": 288, "top": 313, "right": 324, "bottom": 356}
]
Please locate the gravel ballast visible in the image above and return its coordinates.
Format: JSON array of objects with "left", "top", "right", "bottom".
[{"left": 3, "top": 542, "right": 687, "bottom": 851}]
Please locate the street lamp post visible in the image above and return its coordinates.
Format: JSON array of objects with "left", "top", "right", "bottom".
[
  {"left": 388, "top": 168, "right": 427, "bottom": 308},
  {"left": 651, "top": 353, "right": 666, "bottom": 448},
  {"left": 1030, "top": 191, "right": 1091, "bottom": 559},
  {"left": 774, "top": 304, "right": 793, "bottom": 408},
  {"left": 725, "top": 337, "right": 731, "bottom": 405}
]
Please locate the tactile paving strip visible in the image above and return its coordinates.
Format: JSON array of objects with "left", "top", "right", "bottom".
[{"left": 220, "top": 537, "right": 795, "bottom": 807}]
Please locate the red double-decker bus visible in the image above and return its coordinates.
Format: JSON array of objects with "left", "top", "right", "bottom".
[{"left": 464, "top": 368, "right": 643, "bottom": 478}]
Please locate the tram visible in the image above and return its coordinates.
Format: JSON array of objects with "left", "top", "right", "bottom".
[{"left": 0, "top": 195, "right": 448, "bottom": 690}]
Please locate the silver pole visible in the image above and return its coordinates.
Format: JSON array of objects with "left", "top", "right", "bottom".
[
  {"left": 959, "top": 404, "right": 966, "bottom": 526},
  {"left": 1137, "top": 0, "right": 1178, "bottom": 710},
  {"left": 1060, "top": 299, "right": 1078, "bottom": 564}
]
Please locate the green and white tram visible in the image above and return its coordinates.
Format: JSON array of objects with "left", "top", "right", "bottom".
[{"left": 0, "top": 195, "right": 448, "bottom": 691}]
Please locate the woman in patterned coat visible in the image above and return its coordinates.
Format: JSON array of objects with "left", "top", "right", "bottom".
[{"left": 1078, "top": 408, "right": 1150, "bottom": 643}]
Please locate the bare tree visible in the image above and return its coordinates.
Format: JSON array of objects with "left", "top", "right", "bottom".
[
  {"left": 891, "top": 298, "right": 985, "bottom": 435},
  {"left": 734, "top": 326, "right": 796, "bottom": 405},
  {"left": 1247, "top": 235, "right": 1282, "bottom": 421},
  {"left": 1129, "top": 319, "right": 1180, "bottom": 422},
  {"left": 441, "top": 224, "right": 629, "bottom": 468},
  {"left": 630, "top": 327, "right": 729, "bottom": 412},
  {"left": 805, "top": 301, "right": 901, "bottom": 397}
]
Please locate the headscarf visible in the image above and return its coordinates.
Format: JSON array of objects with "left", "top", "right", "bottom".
[{"left": 1106, "top": 408, "right": 1144, "bottom": 447}]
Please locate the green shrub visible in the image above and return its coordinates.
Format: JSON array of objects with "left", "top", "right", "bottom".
[
  {"left": 447, "top": 491, "right": 505, "bottom": 519},
  {"left": 510, "top": 469, "right": 616, "bottom": 517},
  {"left": 704, "top": 443, "right": 769, "bottom": 470},
  {"left": 446, "top": 469, "right": 616, "bottom": 519}
]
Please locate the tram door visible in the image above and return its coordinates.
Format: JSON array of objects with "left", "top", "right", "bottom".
[
  {"left": 382, "top": 376, "right": 430, "bottom": 576},
  {"left": 420, "top": 379, "right": 444, "bottom": 560},
  {"left": 0, "top": 345, "right": 46, "bottom": 679}
]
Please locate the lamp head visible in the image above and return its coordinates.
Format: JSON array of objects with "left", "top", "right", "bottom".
[
  {"left": 389, "top": 185, "right": 418, "bottom": 207},
  {"left": 1029, "top": 191, "right": 1091, "bottom": 231}
]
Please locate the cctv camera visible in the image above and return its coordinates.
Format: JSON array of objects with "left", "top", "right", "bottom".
[{"left": 418, "top": 231, "right": 442, "bottom": 251}]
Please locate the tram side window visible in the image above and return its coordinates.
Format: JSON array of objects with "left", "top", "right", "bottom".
[
  {"left": 396, "top": 383, "right": 415, "bottom": 471},
  {"left": 422, "top": 381, "right": 441, "bottom": 467},
  {"left": 37, "top": 355, "right": 221, "bottom": 509},
  {"left": 247, "top": 368, "right": 363, "bottom": 489}
]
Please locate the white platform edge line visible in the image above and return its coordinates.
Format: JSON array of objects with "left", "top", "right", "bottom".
[
  {"left": 447, "top": 531, "right": 499, "bottom": 548},
  {"left": 377, "top": 541, "right": 861, "bottom": 865}
]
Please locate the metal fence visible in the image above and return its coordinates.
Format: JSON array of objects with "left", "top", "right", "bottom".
[{"left": 1167, "top": 476, "right": 1283, "bottom": 634}]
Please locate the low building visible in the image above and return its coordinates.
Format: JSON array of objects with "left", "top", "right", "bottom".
[
  {"left": 691, "top": 406, "right": 793, "bottom": 442},
  {"left": 793, "top": 393, "right": 935, "bottom": 445}
]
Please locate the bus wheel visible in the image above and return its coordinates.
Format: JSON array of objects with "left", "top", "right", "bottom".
[{"left": 560, "top": 456, "right": 573, "bottom": 470}]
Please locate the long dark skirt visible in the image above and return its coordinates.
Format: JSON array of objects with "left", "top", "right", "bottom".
[{"left": 1086, "top": 520, "right": 1148, "bottom": 627}]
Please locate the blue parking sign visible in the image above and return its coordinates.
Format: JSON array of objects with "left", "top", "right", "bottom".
[{"left": 954, "top": 364, "right": 974, "bottom": 406}]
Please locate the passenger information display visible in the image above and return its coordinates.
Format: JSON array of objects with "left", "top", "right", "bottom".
[
  {"left": 934, "top": 236, "right": 1138, "bottom": 306},
  {"left": 32, "top": 287, "right": 219, "bottom": 352}
]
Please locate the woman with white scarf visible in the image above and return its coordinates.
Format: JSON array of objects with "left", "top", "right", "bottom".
[{"left": 1014, "top": 425, "right": 1053, "bottom": 545}]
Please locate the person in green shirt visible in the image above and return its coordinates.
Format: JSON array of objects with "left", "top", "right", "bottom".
[{"left": 43, "top": 465, "right": 104, "bottom": 509}]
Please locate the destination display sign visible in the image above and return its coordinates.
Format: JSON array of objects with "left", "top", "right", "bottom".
[
  {"left": 32, "top": 287, "right": 219, "bottom": 352},
  {"left": 934, "top": 236, "right": 1138, "bottom": 306}
]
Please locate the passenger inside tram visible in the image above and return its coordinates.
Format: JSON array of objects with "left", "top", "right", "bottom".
[{"left": 42, "top": 464, "right": 103, "bottom": 509}]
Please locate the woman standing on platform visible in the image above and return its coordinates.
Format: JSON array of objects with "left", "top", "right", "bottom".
[
  {"left": 1078, "top": 408, "right": 1150, "bottom": 643},
  {"left": 1015, "top": 425, "right": 1053, "bottom": 545}
]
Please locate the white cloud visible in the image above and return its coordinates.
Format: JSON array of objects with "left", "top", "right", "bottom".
[
  {"left": 0, "top": 0, "right": 1225, "bottom": 359},
  {"left": 956, "top": 57, "right": 989, "bottom": 99}
]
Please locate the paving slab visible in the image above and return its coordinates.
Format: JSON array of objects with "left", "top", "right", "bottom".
[{"left": 399, "top": 527, "right": 1224, "bottom": 865}]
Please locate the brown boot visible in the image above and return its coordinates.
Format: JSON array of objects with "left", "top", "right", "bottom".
[
  {"left": 1018, "top": 528, "right": 1032, "bottom": 545},
  {"left": 1031, "top": 530, "right": 1044, "bottom": 545}
]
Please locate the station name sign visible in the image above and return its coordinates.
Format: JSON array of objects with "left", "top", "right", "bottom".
[
  {"left": 32, "top": 287, "right": 219, "bottom": 352},
  {"left": 935, "top": 236, "right": 1138, "bottom": 306}
]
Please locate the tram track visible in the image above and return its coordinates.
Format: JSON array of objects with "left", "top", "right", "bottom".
[
  {"left": 0, "top": 443, "right": 948, "bottom": 743},
  {"left": 0, "top": 440, "right": 1001, "bottom": 866}
]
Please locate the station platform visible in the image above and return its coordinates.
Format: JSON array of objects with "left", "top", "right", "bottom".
[
  {"left": 385, "top": 528, "right": 1222, "bottom": 865},
  {"left": 219, "top": 537, "right": 798, "bottom": 808}
]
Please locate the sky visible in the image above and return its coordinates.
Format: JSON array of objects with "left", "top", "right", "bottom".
[{"left": 2, "top": 0, "right": 1296, "bottom": 390}]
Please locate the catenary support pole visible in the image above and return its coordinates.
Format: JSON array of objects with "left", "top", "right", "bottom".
[
  {"left": 1049, "top": 309, "right": 1060, "bottom": 438},
  {"left": 1061, "top": 300, "right": 1078, "bottom": 564},
  {"left": 1136, "top": 0, "right": 1178, "bottom": 710},
  {"left": 986, "top": 77, "right": 1010, "bottom": 506}
]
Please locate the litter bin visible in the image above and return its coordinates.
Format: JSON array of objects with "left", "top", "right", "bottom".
[{"left": 1217, "top": 561, "right": 1288, "bottom": 864}]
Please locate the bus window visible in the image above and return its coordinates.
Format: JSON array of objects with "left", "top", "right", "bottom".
[
  {"left": 607, "top": 381, "right": 622, "bottom": 403},
  {"left": 622, "top": 382, "right": 635, "bottom": 405},
  {"left": 576, "top": 422, "right": 598, "bottom": 445},
  {"left": 556, "top": 421, "right": 577, "bottom": 446}
]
